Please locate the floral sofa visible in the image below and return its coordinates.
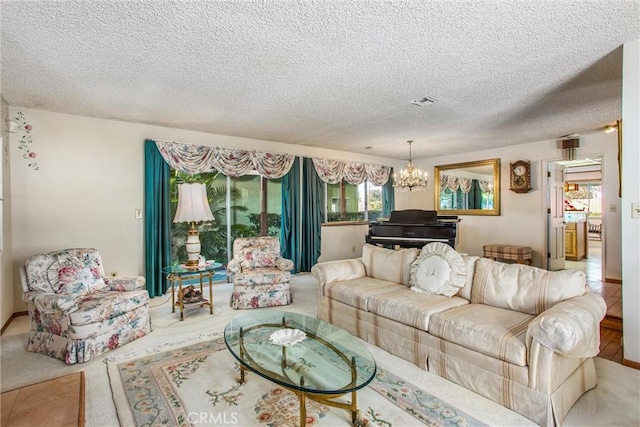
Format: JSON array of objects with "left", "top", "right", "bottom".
[
  {"left": 311, "top": 243, "right": 606, "bottom": 426},
  {"left": 20, "top": 248, "right": 152, "bottom": 364},
  {"left": 227, "top": 237, "right": 294, "bottom": 309}
]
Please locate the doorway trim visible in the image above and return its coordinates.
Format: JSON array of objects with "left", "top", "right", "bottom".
[{"left": 542, "top": 154, "right": 605, "bottom": 280}]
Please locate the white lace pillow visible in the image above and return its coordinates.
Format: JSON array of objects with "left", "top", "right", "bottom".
[{"left": 409, "top": 242, "right": 466, "bottom": 297}]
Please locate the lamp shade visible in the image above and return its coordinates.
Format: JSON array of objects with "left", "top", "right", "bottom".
[{"left": 173, "top": 183, "right": 214, "bottom": 223}]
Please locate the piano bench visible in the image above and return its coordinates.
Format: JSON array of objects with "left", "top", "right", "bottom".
[{"left": 483, "top": 244, "right": 532, "bottom": 265}]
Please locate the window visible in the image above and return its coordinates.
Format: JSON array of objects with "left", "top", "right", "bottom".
[
  {"left": 565, "top": 181, "right": 602, "bottom": 219},
  {"left": 325, "top": 180, "right": 382, "bottom": 223},
  {"left": 169, "top": 170, "right": 282, "bottom": 271}
]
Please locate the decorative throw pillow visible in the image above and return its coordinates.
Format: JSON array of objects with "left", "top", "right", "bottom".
[
  {"left": 47, "top": 256, "right": 106, "bottom": 297},
  {"left": 362, "top": 244, "right": 419, "bottom": 286},
  {"left": 409, "top": 242, "right": 466, "bottom": 297}
]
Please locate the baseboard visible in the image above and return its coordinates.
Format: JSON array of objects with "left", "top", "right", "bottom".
[
  {"left": 622, "top": 358, "right": 640, "bottom": 370},
  {"left": 0, "top": 311, "right": 28, "bottom": 335},
  {"left": 604, "top": 277, "right": 622, "bottom": 284}
]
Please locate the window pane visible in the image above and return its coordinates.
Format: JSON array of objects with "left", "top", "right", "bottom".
[
  {"left": 230, "top": 174, "right": 261, "bottom": 238},
  {"left": 367, "top": 183, "right": 383, "bottom": 222},
  {"left": 326, "top": 182, "right": 342, "bottom": 222},
  {"left": 169, "top": 171, "right": 228, "bottom": 277},
  {"left": 266, "top": 178, "right": 282, "bottom": 236},
  {"left": 566, "top": 182, "right": 602, "bottom": 219},
  {"left": 344, "top": 182, "right": 364, "bottom": 221}
]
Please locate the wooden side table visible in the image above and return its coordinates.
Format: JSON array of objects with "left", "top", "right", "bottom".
[{"left": 162, "top": 262, "right": 221, "bottom": 320}]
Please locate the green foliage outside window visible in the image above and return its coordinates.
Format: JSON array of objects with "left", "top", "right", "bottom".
[
  {"left": 247, "top": 213, "right": 281, "bottom": 236},
  {"left": 170, "top": 171, "right": 248, "bottom": 264}
]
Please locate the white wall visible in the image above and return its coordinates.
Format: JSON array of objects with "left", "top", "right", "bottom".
[
  {"left": 1, "top": 96, "right": 14, "bottom": 327},
  {"left": 7, "top": 107, "right": 403, "bottom": 311},
  {"left": 318, "top": 223, "right": 369, "bottom": 262},
  {"left": 395, "top": 131, "right": 622, "bottom": 278},
  {"left": 621, "top": 39, "right": 640, "bottom": 364}
]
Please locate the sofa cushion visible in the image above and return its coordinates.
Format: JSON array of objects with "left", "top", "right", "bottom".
[
  {"left": 233, "top": 268, "right": 291, "bottom": 286},
  {"left": 367, "top": 288, "right": 469, "bottom": 330},
  {"left": 68, "top": 304, "right": 149, "bottom": 340},
  {"left": 324, "top": 277, "right": 405, "bottom": 311},
  {"left": 362, "top": 244, "right": 419, "bottom": 286},
  {"left": 409, "top": 242, "right": 466, "bottom": 297},
  {"left": 68, "top": 290, "right": 149, "bottom": 327},
  {"left": 472, "top": 258, "right": 587, "bottom": 315},
  {"left": 429, "top": 304, "right": 534, "bottom": 366}
]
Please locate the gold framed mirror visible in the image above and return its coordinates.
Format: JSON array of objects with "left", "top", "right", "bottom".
[{"left": 434, "top": 158, "right": 500, "bottom": 216}]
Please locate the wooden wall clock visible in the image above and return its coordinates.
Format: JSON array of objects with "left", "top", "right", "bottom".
[{"left": 509, "top": 160, "right": 532, "bottom": 193}]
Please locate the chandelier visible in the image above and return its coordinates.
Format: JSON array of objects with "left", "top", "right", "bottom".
[{"left": 393, "top": 140, "right": 428, "bottom": 192}]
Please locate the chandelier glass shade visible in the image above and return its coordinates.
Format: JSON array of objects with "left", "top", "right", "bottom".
[{"left": 393, "top": 140, "right": 428, "bottom": 192}]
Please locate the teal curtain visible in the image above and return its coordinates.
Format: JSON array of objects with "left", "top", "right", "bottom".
[
  {"left": 469, "top": 179, "right": 483, "bottom": 209},
  {"left": 144, "top": 139, "right": 171, "bottom": 297},
  {"left": 382, "top": 168, "right": 395, "bottom": 218},
  {"left": 300, "top": 157, "right": 324, "bottom": 271},
  {"left": 281, "top": 158, "right": 301, "bottom": 273}
]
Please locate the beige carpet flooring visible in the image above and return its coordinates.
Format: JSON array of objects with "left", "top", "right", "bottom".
[{"left": 1, "top": 273, "right": 638, "bottom": 426}]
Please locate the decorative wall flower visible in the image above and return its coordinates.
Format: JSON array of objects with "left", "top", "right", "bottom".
[{"left": 14, "top": 111, "right": 39, "bottom": 170}]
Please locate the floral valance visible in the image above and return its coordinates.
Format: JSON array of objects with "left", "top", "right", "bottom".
[
  {"left": 155, "top": 140, "right": 295, "bottom": 178},
  {"left": 440, "top": 174, "right": 491, "bottom": 194},
  {"left": 312, "top": 158, "right": 391, "bottom": 186}
]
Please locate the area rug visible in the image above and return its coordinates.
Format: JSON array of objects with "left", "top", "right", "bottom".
[{"left": 106, "top": 334, "right": 486, "bottom": 426}]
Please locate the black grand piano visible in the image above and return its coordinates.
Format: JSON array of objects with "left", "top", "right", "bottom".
[{"left": 366, "top": 209, "right": 460, "bottom": 249}]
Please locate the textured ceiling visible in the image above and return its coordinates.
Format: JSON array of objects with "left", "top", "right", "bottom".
[{"left": 1, "top": 1, "right": 638, "bottom": 160}]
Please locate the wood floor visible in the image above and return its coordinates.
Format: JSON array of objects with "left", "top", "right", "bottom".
[
  {"left": 593, "top": 280, "right": 623, "bottom": 364},
  {"left": 566, "top": 238, "right": 624, "bottom": 364}
]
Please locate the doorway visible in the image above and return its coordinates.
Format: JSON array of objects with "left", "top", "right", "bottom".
[{"left": 546, "top": 156, "right": 604, "bottom": 280}]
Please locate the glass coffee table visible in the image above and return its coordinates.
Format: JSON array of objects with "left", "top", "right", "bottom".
[{"left": 224, "top": 310, "right": 376, "bottom": 426}]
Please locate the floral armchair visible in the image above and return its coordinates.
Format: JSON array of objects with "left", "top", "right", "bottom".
[
  {"left": 227, "top": 237, "right": 293, "bottom": 309},
  {"left": 20, "top": 248, "right": 152, "bottom": 364}
]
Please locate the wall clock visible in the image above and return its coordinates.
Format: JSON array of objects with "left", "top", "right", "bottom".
[{"left": 509, "top": 160, "right": 532, "bottom": 193}]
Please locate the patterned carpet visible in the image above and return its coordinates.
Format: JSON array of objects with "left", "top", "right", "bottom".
[{"left": 106, "top": 333, "right": 486, "bottom": 427}]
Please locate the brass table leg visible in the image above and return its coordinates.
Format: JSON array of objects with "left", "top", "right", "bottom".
[
  {"left": 178, "top": 276, "right": 184, "bottom": 321},
  {"left": 300, "top": 391, "right": 307, "bottom": 427},
  {"left": 170, "top": 274, "right": 175, "bottom": 313},
  {"left": 208, "top": 270, "right": 213, "bottom": 314},
  {"left": 299, "top": 376, "right": 306, "bottom": 427}
]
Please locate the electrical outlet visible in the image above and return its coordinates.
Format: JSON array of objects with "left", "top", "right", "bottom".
[
  {"left": 632, "top": 203, "right": 640, "bottom": 219},
  {"left": 135, "top": 209, "right": 143, "bottom": 219},
  {"left": 609, "top": 204, "right": 617, "bottom": 213}
]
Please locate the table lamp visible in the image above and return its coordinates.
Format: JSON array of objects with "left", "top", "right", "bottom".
[{"left": 173, "top": 182, "right": 215, "bottom": 268}]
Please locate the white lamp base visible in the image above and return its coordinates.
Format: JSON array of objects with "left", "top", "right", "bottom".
[{"left": 185, "top": 224, "right": 201, "bottom": 268}]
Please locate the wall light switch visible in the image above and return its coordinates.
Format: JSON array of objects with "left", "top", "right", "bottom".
[
  {"left": 135, "top": 209, "right": 143, "bottom": 219},
  {"left": 632, "top": 203, "right": 640, "bottom": 219}
]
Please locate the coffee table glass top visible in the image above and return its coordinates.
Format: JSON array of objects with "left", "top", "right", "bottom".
[{"left": 224, "top": 310, "right": 376, "bottom": 394}]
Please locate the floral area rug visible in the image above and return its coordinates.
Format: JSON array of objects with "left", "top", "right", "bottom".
[{"left": 106, "top": 334, "right": 486, "bottom": 426}]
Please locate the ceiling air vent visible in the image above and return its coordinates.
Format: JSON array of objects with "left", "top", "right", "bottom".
[{"left": 411, "top": 96, "right": 437, "bottom": 107}]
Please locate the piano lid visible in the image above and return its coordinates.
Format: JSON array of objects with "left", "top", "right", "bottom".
[{"left": 385, "top": 209, "right": 439, "bottom": 224}]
